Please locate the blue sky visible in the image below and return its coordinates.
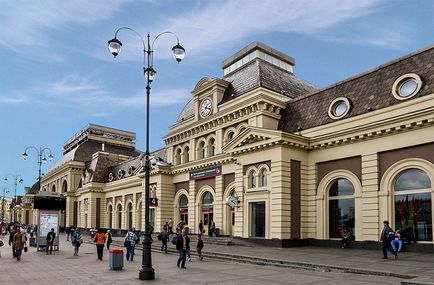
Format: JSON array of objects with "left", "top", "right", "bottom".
[{"left": 0, "top": 0, "right": 433, "bottom": 196}]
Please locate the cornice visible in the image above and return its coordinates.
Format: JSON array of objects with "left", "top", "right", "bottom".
[{"left": 164, "top": 89, "right": 288, "bottom": 146}]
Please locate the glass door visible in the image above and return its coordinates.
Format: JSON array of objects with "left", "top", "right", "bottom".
[{"left": 250, "top": 202, "right": 265, "bottom": 237}]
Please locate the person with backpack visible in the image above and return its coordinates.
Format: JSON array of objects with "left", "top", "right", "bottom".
[
  {"left": 380, "top": 220, "right": 397, "bottom": 259},
  {"left": 159, "top": 229, "right": 169, "bottom": 253},
  {"left": 124, "top": 228, "right": 137, "bottom": 261},
  {"left": 46, "top": 228, "right": 56, "bottom": 254},
  {"left": 105, "top": 230, "right": 112, "bottom": 250},
  {"left": 71, "top": 227, "right": 82, "bottom": 256}
]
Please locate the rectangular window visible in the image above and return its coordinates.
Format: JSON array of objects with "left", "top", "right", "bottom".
[
  {"left": 250, "top": 202, "right": 265, "bottom": 237},
  {"left": 395, "top": 193, "right": 432, "bottom": 241},
  {"left": 329, "top": 198, "right": 355, "bottom": 238}
]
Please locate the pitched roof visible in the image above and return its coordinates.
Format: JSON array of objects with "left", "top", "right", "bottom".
[
  {"left": 278, "top": 45, "right": 434, "bottom": 133},
  {"left": 221, "top": 58, "right": 316, "bottom": 104}
]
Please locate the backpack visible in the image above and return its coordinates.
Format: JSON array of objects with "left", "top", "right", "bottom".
[
  {"left": 157, "top": 233, "right": 162, "bottom": 241},
  {"left": 387, "top": 230, "right": 396, "bottom": 240},
  {"left": 171, "top": 235, "right": 178, "bottom": 245}
]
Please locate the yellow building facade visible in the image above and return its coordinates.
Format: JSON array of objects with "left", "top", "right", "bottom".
[{"left": 31, "top": 42, "right": 433, "bottom": 246}]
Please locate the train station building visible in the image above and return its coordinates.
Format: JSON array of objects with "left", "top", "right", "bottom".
[{"left": 21, "top": 42, "right": 434, "bottom": 245}]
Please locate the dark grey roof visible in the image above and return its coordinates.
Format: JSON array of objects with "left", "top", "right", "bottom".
[
  {"left": 177, "top": 99, "right": 195, "bottom": 122},
  {"left": 107, "top": 148, "right": 169, "bottom": 183},
  {"left": 221, "top": 59, "right": 317, "bottom": 104},
  {"left": 278, "top": 45, "right": 434, "bottom": 133}
]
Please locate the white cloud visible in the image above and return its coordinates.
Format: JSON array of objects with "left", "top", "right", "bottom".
[
  {"left": 157, "top": 0, "right": 406, "bottom": 57},
  {"left": 1, "top": 75, "right": 191, "bottom": 114},
  {"left": 0, "top": 0, "right": 129, "bottom": 50}
]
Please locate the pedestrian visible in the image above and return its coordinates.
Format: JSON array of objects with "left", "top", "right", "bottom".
[
  {"left": 380, "top": 220, "right": 397, "bottom": 259},
  {"left": 391, "top": 229, "right": 403, "bottom": 258},
  {"left": 163, "top": 222, "right": 169, "bottom": 232},
  {"left": 65, "top": 227, "right": 71, "bottom": 241},
  {"left": 196, "top": 234, "right": 204, "bottom": 261},
  {"left": 124, "top": 228, "right": 137, "bottom": 261},
  {"left": 13, "top": 229, "right": 26, "bottom": 261},
  {"left": 160, "top": 228, "right": 169, "bottom": 253},
  {"left": 8, "top": 225, "right": 17, "bottom": 258},
  {"left": 168, "top": 218, "right": 174, "bottom": 235},
  {"left": 105, "top": 230, "right": 112, "bottom": 250},
  {"left": 341, "top": 227, "right": 351, "bottom": 249},
  {"left": 94, "top": 228, "right": 106, "bottom": 260},
  {"left": 199, "top": 220, "right": 204, "bottom": 234},
  {"left": 0, "top": 235, "right": 4, "bottom": 258},
  {"left": 46, "top": 228, "right": 56, "bottom": 254},
  {"left": 176, "top": 228, "right": 190, "bottom": 269},
  {"left": 209, "top": 220, "right": 216, "bottom": 237},
  {"left": 71, "top": 227, "right": 82, "bottom": 256}
]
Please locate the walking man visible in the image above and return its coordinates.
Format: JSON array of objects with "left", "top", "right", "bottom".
[
  {"left": 199, "top": 220, "right": 204, "bottom": 234},
  {"left": 65, "top": 227, "right": 71, "bottom": 241},
  {"left": 124, "top": 228, "right": 137, "bottom": 261},
  {"left": 380, "top": 220, "right": 397, "bottom": 259},
  {"left": 197, "top": 234, "right": 204, "bottom": 261},
  {"left": 160, "top": 228, "right": 169, "bottom": 253},
  {"left": 176, "top": 228, "right": 190, "bottom": 269},
  {"left": 46, "top": 228, "right": 56, "bottom": 254}
]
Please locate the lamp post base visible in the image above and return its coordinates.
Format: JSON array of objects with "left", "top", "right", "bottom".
[{"left": 139, "top": 234, "right": 155, "bottom": 280}]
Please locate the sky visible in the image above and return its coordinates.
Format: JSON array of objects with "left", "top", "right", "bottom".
[{"left": 0, "top": 0, "right": 433, "bottom": 197}]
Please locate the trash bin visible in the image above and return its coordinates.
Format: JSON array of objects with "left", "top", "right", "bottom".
[{"left": 109, "top": 249, "right": 124, "bottom": 270}]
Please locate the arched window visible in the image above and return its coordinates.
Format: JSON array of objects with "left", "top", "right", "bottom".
[
  {"left": 198, "top": 141, "right": 206, "bottom": 159},
  {"left": 248, "top": 170, "right": 257, "bottom": 188},
  {"left": 179, "top": 195, "right": 189, "bottom": 224},
  {"left": 227, "top": 131, "right": 235, "bottom": 142},
  {"left": 183, "top": 146, "right": 190, "bottom": 163},
  {"left": 51, "top": 185, "right": 56, "bottom": 193},
  {"left": 202, "top": 191, "right": 214, "bottom": 205},
  {"left": 107, "top": 204, "right": 113, "bottom": 228},
  {"left": 328, "top": 179, "right": 355, "bottom": 238},
  {"left": 394, "top": 168, "right": 432, "bottom": 241},
  {"left": 208, "top": 138, "right": 216, "bottom": 157},
  {"left": 117, "top": 204, "right": 122, "bottom": 229},
  {"left": 175, "top": 148, "right": 182, "bottom": 165},
  {"left": 62, "top": 181, "right": 68, "bottom": 193},
  {"left": 127, "top": 202, "right": 133, "bottom": 229},
  {"left": 259, "top": 168, "right": 268, "bottom": 187}
]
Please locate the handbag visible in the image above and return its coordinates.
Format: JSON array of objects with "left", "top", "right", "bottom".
[
  {"left": 24, "top": 246, "right": 28, "bottom": 252},
  {"left": 124, "top": 240, "right": 131, "bottom": 247},
  {"left": 0, "top": 239, "right": 4, "bottom": 247}
]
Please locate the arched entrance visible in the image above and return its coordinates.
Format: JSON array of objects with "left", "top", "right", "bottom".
[
  {"left": 127, "top": 202, "right": 133, "bottom": 229},
  {"left": 107, "top": 204, "right": 113, "bottom": 228},
  {"left": 201, "top": 191, "right": 214, "bottom": 236}
]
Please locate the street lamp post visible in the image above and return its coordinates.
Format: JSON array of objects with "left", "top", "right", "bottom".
[
  {"left": 1, "top": 187, "right": 9, "bottom": 225},
  {"left": 108, "top": 27, "right": 185, "bottom": 281},
  {"left": 22, "top": 146, "right": 53, "bottom": 193},
  {"left": 4, "top": 174, "right": 23, "bottom": 222}
]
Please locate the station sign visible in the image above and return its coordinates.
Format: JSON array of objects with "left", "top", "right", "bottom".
[
  {"left": 190, "top": 166, "right": 222, "bottom": 180},
  {"left": 149, "top": 198, "right": 158, "bottom": 207}
]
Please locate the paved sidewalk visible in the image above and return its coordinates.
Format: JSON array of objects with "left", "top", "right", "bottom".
[
  {"left": 0, "top": 233, "right": 432, "bottom": 285},
  {"left": 111, "top": 234, "right": 434, "bottom": 282}
]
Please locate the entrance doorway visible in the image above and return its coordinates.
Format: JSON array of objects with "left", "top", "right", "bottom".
[
  {"left": 250, "top": 202, "right": 265, "bottom": 237},
  {"left": 202, "top": 212, "right": 214, "bottom": 236},
  {"left": 201, "top": 191, "right": 214, "bottom": 236}
]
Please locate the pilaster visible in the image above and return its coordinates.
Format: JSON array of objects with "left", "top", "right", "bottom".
[{"left": 361, "top": 153, "right": 380, "bottom": 241}]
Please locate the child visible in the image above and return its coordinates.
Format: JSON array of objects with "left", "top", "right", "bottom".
[{"left": 196, "top": 235, "right": 204, "bottom": 261}]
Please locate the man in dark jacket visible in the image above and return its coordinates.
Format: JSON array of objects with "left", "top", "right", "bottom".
[
  {"left": 176, "top": 228, "right": 190, "bottom": 268},
  {"left": 380, "top": 220, "right": 397, "bottom": 259},
  {"left": 8, "top": 225, "right": 17, "bottom": 258},
  {"left": 46, "top": 228, "right": 56, "bottom": 254}
]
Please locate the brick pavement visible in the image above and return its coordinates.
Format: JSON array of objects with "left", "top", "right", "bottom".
[{"left": 0, "top": 233, "right": 432, "bottom": 285}]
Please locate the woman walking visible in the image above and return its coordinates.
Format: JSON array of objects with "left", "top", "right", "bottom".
[
  {"left": 13, "top": 229, "right": 26, "bottom": 261},
  {"left": 105, "top": 230, "right": 112, "bottom": 250},
  {"left": 71, "top": 227, "right": 82, "bottom": 256},
  {"left": 94, "top": 229, "right": 106, "bottom": 260}
]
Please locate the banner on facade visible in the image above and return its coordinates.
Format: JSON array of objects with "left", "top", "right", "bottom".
[{"left": 190, "top": 166, "right": 222, "bottom": 180}]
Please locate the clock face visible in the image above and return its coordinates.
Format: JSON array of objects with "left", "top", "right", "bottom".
[
  {"left": 199, "top": 98, "right": 213, "bottom": 118},
  {"left": 226, "top": 196, "right": 237, "bottom": 209}
]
